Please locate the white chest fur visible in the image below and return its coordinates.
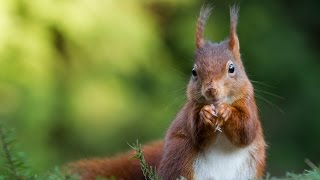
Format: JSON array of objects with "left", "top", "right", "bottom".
[{"left": 193, "top": 133, "right": 256, "bottom": 180}]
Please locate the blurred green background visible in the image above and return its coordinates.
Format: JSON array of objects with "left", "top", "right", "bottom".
[{"left": 0, "top": 0, "right": 319, "bottom": 176}]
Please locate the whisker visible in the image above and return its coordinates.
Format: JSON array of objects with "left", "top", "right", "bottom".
[
  {"left": 164, "top": 95, "right": 186, "bottom": 111},
  {"left": 168, "top": 73, "right": 189, "bottom": 96},
  {"left": 193, "top": 91, "right": 203, "bottom": 101},
  {"left": 169, "top": 67, "right": 190, "bottom": 79},
  {"left": 255, "top": 93, "right": 285, "bottom": 114},
  {"left": 255, "top": 89, "right": 285, "bottom": 100},
  {"left": 251, "top": 80, "right": 276, "bottom": 88},
  {"left": 170, "top": 86, "right": 187, "bottom": 95},
  {"left": 194, "top": 94, "right": 202, "bottom": 100}
]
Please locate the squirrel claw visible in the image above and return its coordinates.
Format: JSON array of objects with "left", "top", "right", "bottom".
[
  {"left": 217, "top": 103, "right": 232, "bottom": 121},
  {"left": 210, "top": 104, "right": 218, "bottom": 117},
  {"left": 200, "top": 104, "right": 223, "bottom": 131},
  {"left": 215, "top": 126, "right": 222, "bottom": 132},
  {"left": 200, "top": 111, "right": 214, "bottom": 127}
]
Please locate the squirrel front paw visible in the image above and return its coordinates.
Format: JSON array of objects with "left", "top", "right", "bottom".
[
  {"left": 217, "top": 103, "right": 232, "bottom": 121},
  {"left": 199, "top": 104, "right": 223, "bottom": 131}
]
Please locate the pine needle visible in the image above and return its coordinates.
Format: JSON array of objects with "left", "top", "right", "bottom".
[{"left": 129, "top": 140, "right": 161, "bottom": 180}]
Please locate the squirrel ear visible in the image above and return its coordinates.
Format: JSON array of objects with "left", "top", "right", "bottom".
[
  {"left": 196, "top": 5, "right": 212, "bottom": 49},
  {"left": 229, "top": 5, "right": 240, "bottom": 59}
]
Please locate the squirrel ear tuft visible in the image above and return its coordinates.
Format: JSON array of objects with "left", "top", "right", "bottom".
[
  {"left": 196, "top": 5, "right": 212, "bottom": 49},
  {"left": 229, "top": 5, "right": 240, "bottom": 59}
]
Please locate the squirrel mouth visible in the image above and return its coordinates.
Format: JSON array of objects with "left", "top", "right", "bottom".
[
  {"left": 197, "top": 94, "right": 225, "bottom": 106},
  {"left": 202, "top": 96, "right": 221, "bottom": 105},
  {"left": 208, "top": 99, "right": 221, "bottom": 106}
]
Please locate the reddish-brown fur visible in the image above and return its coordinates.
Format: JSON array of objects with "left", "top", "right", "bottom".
[
  {"left": 67, "top": 5, "right": 266, "bottom": 180},
  {"left": 67, "top": 141, "right": 163, "bottom": 180}
]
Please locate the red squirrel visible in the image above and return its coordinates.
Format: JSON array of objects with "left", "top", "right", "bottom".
[
  {"left": 158, "top": 5, "right": 266, "bottom": 179},
  {"left": 67, "top": 5, "right": 266, "bottom": 180}
]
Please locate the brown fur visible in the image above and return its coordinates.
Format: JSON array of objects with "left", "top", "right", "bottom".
[{"left": 67, "top": 141, "right": 163, "bottom": 180}]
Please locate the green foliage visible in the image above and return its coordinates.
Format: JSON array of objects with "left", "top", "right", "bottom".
[
  {"left": 265, "top": 168, "right": 320, "bottom": 180},
  {"left": 129, "top": 140, "right": 161, "bottom": 180},
  {"left": 0, "top": 124, "right": 29, "bottom": 179},
  {"left": 285, "top": 169, "right": 320, "bottom": 180},
  {"left": 30, "top": 167, "right": 79, "bottom": 180},
  {"left": 0, "top": 124, "right": 79, "bottom": 180}
]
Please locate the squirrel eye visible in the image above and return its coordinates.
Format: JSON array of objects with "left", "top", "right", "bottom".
[
  {"left": 228, "top": 63, "right": 235, "bottom": 74},
  {"left": 192, "top": 68, "right": 197, "bottom": 76}
]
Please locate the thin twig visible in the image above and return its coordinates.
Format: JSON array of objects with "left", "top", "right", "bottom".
[{"left": 305, "top": 158, "right": 319, "bottom": 171}]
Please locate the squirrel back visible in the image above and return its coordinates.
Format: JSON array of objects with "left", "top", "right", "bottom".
[{"left": 158, "top": 5, "right": 266, "bottom": 180}]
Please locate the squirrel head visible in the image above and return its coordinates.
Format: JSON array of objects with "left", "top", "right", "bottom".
[{"left": 187, "top": 5, "right": 253, "bottom": 105}]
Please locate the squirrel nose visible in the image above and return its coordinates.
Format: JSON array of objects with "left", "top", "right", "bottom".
[{"left": 206, "top": 86, "right": 218, "bottom": 97}]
